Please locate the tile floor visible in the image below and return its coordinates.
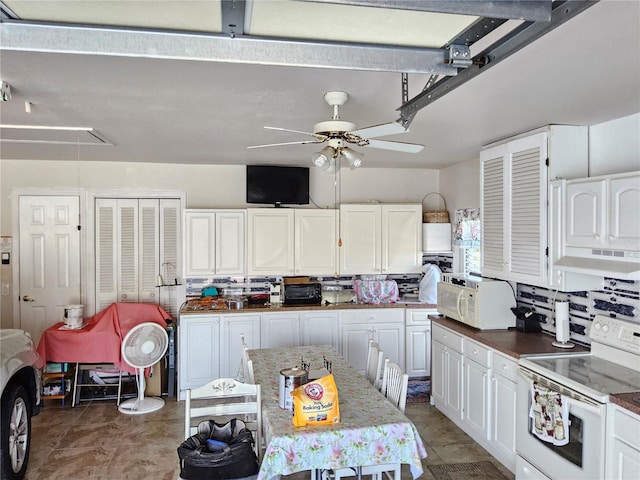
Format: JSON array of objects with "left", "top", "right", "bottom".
[{"left": 26, "top": 398, "right": 515, "bottom": 480}]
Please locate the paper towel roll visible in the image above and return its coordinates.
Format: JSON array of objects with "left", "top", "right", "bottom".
[{"left": 555, "top": 301, "right": 570, "bottom": 343}]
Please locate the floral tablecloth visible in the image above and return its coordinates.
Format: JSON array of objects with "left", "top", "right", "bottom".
[{"left": 248, "top": 345, "right": 427, "bottom": 480}]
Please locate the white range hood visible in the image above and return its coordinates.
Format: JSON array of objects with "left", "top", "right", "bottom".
[{"left": 555, "top": 246, "right": 640, "bottom": 280}]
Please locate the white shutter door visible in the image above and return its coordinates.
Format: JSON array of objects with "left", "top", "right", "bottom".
[
  {"left": 481, "top": 145, "right": 506, "bottom": 276},
  {"left": 508, "top": 133, "right": 547, "bottom": 284},
  {"left": 96, "top": 198, "right": 118, "bottom": 311},
  {"left": 160, "top": 198, "right": 181, "bottom": 318},
  {"left": 117, "top": 199, "right": 139, "bottom": 303},
  {"left": 139, "top": 199, "right": 160, "bottom": 304},
  {"left": 509, "top": 148, "right": 542, "bottom": 277}
]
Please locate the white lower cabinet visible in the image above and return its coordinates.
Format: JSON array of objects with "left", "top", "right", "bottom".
[
  {"left": 301, "top": 311, "right": 339, "bottom": 350},
  {"left": 220, "top": 313, "right": 261, "bottom": 378},
  {"left": 405, "top": 309, "right": 434, "bottom": 378},
  {"left": 340, "top": 309, "right": 404, "bottom": 374},
  {"left": 431, "top": 324, "right": 463, "bottom": 421},
  {"left": 490, "top": 351, "right": 518, "bottom": 472},
  {"left": 464, "top": 339, "right": 490, "bottom": 440},
  {"left": 178, "top": 313, "right": 260, "bottom": 399},
  {"left": 178, "top": 314, "right": 221, "bottom": 398},
  {"left": 606, "top": 403, "right": 640, "bottom": 480},
  {"left": 431, "top": 323, "right": 518, "bottom": 473},
  {"left": 261, "top": 311, "right": 301, "bottom": 349}
]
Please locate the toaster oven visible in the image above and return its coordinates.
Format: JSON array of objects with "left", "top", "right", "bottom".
[{"left": 283, "top": 283, "right": 322, "bottom": 306}]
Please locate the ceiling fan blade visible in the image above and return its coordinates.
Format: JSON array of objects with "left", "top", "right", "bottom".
[
  {"left": 247, "top": 139, "right": 325, "bottom": 149},
  {"left": 366, "top": 139, "right": 424, "bottom": 153},
  {"left": 264, "top": 126, "right": 321, "bottom": 138},
  {"left": 350, "top": 122, "right": 407, "bottom": 139}
]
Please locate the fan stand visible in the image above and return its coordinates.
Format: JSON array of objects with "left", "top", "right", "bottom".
[{"left": 118, "top": 367, "right": 165, "bottom": 415}]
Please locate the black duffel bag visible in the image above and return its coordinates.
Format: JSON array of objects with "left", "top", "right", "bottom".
[{"left": 178, "top": 418, "right": 259, "bottom": 480}]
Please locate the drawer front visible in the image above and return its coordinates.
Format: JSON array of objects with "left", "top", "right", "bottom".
[
  {"left": 432, "top": 324, "right": 463, "bottom": 352},
  {"left": 340, "top": 308, "right": 404, "bottom": 324},
  {"left": 465, "top": 338, "right": 491, "bottom": 368},
  {"left": 492, "top": 350, "right": 518, "bottom": 382},
  {"left": 406, "top": 309, "right": 436, "bottom": 326}
]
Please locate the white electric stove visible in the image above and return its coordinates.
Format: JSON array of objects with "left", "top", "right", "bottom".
[{"left": 516, "top": 315, "right": 640, "bottom": 480}]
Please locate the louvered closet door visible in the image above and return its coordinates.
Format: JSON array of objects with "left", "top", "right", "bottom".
[
  {"left": 96, "top": 198, "right": 119, "bottom": 311},
  {"left": 138, "top": 199, "right": 160, "bottom": 304},
  {"left": 480, "top": 144, "right": 507, "bottom": 277},
  {"left": 96, "top": 198, "right": 181, "bottom": 315},
  {"left": 159, "top": 199, "right": 181, "bottom": 318},
  {"left": 507, "top": 133, "right": 548, "bottom": 284}
]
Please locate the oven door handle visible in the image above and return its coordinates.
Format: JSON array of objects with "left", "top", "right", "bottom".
[{"left": 518, "top": 368, "right": 605, "bottom": 416}]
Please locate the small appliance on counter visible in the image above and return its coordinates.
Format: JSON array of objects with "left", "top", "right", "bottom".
[
  {"left": 321, "top": 284, "right": 356, "bottom": 305},
  {"left": 283, "top": 283, "right": 322, "bottom": 306},
  {"left": 511, "top": 306, "right": 542, "bottom": 333},
  {"left": 269, "top": 283, "right": 282, "bottom": 305},
  {"left": 437, "top": 273, "right": 516, "bottom": 329},
  {"left": 222, "top": 288, "right": 245, "bottom": 310}
]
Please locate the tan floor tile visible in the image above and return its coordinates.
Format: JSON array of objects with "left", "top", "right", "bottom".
[{"left": 26, "top": 391, "right": 516, "bottom": 479}]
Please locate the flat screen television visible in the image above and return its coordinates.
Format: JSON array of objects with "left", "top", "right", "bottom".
[{"left": 246, "top": 165, "right": 309, "bottom": 206}]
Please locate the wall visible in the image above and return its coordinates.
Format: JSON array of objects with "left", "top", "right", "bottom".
[
  {"left": 589, "top": 113, "right": 640, "bottom": 176},
  {"left": 439, "top": 157, "right": 480, "bottom": 215},
  {"left": 0, "top": 160, "right": 439, "bottom": 326}
]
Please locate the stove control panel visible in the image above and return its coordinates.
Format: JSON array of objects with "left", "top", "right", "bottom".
[{"left": 591, "top": 315, "right": 640, "bottom": 354}]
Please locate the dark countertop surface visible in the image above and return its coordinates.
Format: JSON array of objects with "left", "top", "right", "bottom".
[
  {"left": 429, "top": 314, "right": 590, "bottom": 359},
  {"left": 610, "top": 392, "right": 640, "bottom": 416},
  {"left": 180, "top": 301, "right": 438, "bottom": 314}
]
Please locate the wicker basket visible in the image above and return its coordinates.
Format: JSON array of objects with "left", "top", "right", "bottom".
[{"left": 422, "top": 192, "right": 450, "bottom": 223}]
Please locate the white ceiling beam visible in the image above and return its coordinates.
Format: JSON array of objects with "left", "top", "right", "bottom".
[
  {"left": 0, "top": 21, "right": 460, "bottom": 75},
  {"left": 297, "top": 0, "right": 553, "bottom": 22}
]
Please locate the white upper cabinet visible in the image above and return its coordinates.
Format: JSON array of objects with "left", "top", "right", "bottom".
[
  {"left": 247, "top": 208, "right": 295, "bottom": 275},
  {"left": 339, "top": 204, "right": 422, "bottom": 275},
  {"left": 566, "top": 172, "right": 640, "bottom": 251},
  {"left": 480, "top": 126, "right": 588, "bottom": 288},
  {"left": 294, "top": 209, "right": 337, "bottom": 276},
  {"left": 382, "top": 204, "right": 423, "bottom": 274},
  {"left": 184, "top": 210, "right": 246, "bottom": 277}
]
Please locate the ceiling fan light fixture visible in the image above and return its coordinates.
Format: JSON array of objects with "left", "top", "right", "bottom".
[
  {"left": 312, "top": 146, "right": 335, "bottom": 168},
  {"left": 342, "top": 147, "right": 363, "bottom": 170}
]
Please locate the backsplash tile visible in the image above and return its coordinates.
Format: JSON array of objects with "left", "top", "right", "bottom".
[{"left": 516, "top": 278, "right": 639, "bottom": 345}]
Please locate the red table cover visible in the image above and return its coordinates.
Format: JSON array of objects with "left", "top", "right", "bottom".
[{"left": 36, "top": 303, "right": 170, "bottom": 374}]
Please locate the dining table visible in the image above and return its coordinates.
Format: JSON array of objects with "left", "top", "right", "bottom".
[{"left": 247, "top": 345, "right": 427, "bottom": 480}]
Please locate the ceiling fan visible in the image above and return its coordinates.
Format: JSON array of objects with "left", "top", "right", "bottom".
[{"left": 247, "top": 91, "right": 424, "bottom": 170}]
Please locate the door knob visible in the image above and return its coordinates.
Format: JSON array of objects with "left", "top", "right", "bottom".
[{"left": 22, "top": 295, "right": 35, "bottom": 302}]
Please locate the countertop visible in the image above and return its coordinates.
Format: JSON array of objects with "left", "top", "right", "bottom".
[
  {"left": 429, "top": 314, "right": 590, "bottom": 359},
  {"left": 180, "top": 300, "right": 437, "bottom": 314},
  {"left": 610, "top": 392, "right": 640, "bottom": 416}
]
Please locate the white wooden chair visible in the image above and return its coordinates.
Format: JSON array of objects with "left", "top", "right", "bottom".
[
  {"left": 365, "top": 340, "right": 384, "bottom": 389},
  {"left": 325, "top": 360, "right": 408, "bottom": 480},
  {"left": 380, "top": 359, "right": 409, "bottom": 413},
  {"left": 184, "top": 378, "right": 262, "bottom": 463},
  {"left": 238, "top": 334, "right": 255, "bottom": 384}
]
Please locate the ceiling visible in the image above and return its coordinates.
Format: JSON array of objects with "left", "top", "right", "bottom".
[{"left": 0, "top": 0, "right": 638, "bottom": 170}]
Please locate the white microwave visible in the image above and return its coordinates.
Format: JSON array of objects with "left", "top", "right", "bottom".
[{"left": 437, "top": 274, "right": 516, "bottom": 330}]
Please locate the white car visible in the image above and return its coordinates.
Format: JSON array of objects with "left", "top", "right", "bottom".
[{"left": 0, "top": 329, "right": 42, "bottom": 480}]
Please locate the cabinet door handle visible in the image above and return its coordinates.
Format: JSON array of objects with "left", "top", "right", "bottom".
[
  {"left": 595, "top": 234, "right": 600, "bottom": 240},
  {"left": 609, "top": 234, "right": 615, "bottom": 242}
]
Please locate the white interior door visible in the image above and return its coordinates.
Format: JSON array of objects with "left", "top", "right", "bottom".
[{"left": 19, "top": 195, "right": 81, "bottom": 343}]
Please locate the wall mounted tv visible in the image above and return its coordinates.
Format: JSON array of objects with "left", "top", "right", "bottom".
[{"left": 246, "top": 165, "right": 310, "bottom": 206}]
